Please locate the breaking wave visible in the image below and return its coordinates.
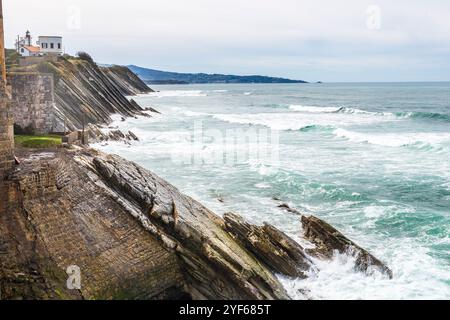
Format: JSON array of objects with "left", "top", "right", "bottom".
[
  {"left": 289, "top": 105, "right": 393, "bottom": 116},
  {"left": 289, "top": 105, "right": 450, "bottom": 124},
  {"left": 333, "top": 128, "right": 450, "bottom": 148},
  {"left": 397, "top": 111, "right": 450, "bottom": 123},
  {"left": 148, "top": 90, "right": 207, "bottom": 98}
]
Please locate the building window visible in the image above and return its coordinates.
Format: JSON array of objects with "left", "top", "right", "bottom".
[
  {"left": 21, "top": 48, "right": 24, "bottom": 53},
  {"left": 50, "top": 43, "right": 54, "bottom": 49},
  {"left": 58, "top": 43, "right": 61, "bottom": 49}
]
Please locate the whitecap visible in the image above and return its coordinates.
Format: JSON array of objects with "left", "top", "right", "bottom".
[
  {"left": 289, "top": 105, "right": 341, "bottom": 113},
  {"left": 333, "top": 128, "right": 450, "bottom": 147},
  {"left": 148, "top": 90, "right": 207, "bottom": 98}
]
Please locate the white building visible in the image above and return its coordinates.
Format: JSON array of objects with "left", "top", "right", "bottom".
[
  {"left": 18, "top": 45, "right": 41, "bottom": 57},
  {"left": 15, "top": 31, "right": 63, "bottom": 57},
  {"left": 37, "top": 36, "right": 63, "bottom": 55}
]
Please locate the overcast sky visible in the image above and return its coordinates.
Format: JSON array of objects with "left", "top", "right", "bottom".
[{"left": 4, "top": 0, "right": 450, "bottom": 82}]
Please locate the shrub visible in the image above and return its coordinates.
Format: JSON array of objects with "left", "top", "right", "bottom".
[{"left": 76, "top": 52, "right": 95, "bottom": 64}]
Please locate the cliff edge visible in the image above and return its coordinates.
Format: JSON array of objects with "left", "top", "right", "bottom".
[{"left": 8, "top": 54, "right": 153, "bottom": 134}]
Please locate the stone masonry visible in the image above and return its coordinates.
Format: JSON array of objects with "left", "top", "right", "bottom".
[
  {"left": 0, "top": 0, "right": 14, "bottom": 180},
  {"left": 0, "top": 107, "right": 14, "bottom": 179},
  {"left": 8, "top": 73, "right": 56, "bottom": 134}
]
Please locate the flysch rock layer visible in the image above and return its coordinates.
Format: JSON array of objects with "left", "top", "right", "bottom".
[
  {"left": 0, "top": 148, "right": 392, "bottom": 300},
  {"left": 1, "top": 149, "right": 289, "bottom": 300}
]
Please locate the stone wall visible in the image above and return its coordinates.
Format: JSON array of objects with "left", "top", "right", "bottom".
[
  {"left": 18, "top": 55, "right": 58, "bottom": 68},
  {"left": 8, "top": 73, "right": 56, "bottom": 134},
  {"left": 0, "top": 98, "right": 14, "bottom": 179}
]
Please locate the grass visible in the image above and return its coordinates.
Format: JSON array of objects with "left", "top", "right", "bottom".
[{"left": 15, "top": 135, "right": 62, "bottom": 148}]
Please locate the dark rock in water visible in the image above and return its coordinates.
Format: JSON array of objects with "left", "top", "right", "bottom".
[
  {"left": 128, "top": 131, "right": 139, "bottom": 141},
  {"left": 108, "top": 129, "right": 126, "bottom": 140},
  {"left": 301, "top": 215, "right": 393, "bottom": 279},
  {"left": 278, "top": 203, "right": 302, "bottom": 215},
  {"left": 145, "top": 106, "right": 161, "bottom": 114},
  {"left": 224, "top": 213, "right": 313, "bottom": 279}
]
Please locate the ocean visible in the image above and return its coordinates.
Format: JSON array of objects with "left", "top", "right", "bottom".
[{"left": 94, "top": 82, "right": 450, "bottom": 300}]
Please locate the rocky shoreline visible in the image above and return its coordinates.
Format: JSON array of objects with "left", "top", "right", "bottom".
[
  {"left": 1, "top": 52, "right": 392, "bottom": 300},
  {"left": 0, "top": 147, "right": 392, "bottom": 300}
]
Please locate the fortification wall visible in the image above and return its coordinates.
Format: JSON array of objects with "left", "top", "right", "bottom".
[
  {"left": 8, "top": 73, "right": 56, "bottom": 134},
  {"left": 18, "top": 55, "right": 58, "bottom": 68},
  {"left": 0, "top": 104, "right": 14, "bottom": 179}
]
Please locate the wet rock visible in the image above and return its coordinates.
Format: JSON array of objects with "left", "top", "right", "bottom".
[
  {"left": 1, "top": 149, "right": 291, "bottom": 300},
  {"left": 89, "top": 151, "right": 290, "bottom": 299},
  {"left": 278, "top": 203, "right": 302, "bottom": 215},
  {"left": 224, "top": 213, "right": 313, "bottom": 279},
  {"left": 145, "top": 106, "right": 161, "bottom": 114},
  {"left": 127, "top": 131, "right": 139, "bottom": 141},
  {"left": 301, "top": 215, "right": 393, "bottom": 279}
]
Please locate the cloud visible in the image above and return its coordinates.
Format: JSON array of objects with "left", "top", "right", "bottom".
[{"left": 4, "top": 0, "right": 450, "bottom": 81}]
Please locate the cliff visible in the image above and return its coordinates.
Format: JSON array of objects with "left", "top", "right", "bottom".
[
  {"left": 101, "top": 65, "right": 154, "bottom": 96},
  {"left": 0, "top": 148, "right": 392, "bottom": 300},
  {"left": 8, "top": 54, "right": 153, "bottom": 133}
]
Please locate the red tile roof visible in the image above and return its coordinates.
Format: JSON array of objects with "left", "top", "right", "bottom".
[{"left": 24, "top": 46, "right": 41, "bottom": 53}]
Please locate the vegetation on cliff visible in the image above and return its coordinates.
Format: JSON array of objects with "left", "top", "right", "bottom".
[
  {"left": 15, "top": 135, "right": 62, "bottom": 149},
  {"left": 128, "top": 65, "right": 308, "bottom": 84}
]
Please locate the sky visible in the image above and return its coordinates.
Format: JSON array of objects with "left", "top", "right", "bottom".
[{"left": 4, "top": 0, "right": 450, "bottom": 82}]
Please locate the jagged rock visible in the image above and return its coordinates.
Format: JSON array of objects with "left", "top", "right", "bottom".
[
  {"left": 1, "top": 149, "right": 290, "bottom": 300},
  {"left": 108, "top": 129, "right": 126, "bottom": 141},
  {"left": 278, "top": 203, "right": 302, "bottom": 215},
  {"left": 224, "top": 213, "right": 313, "bottom": 279},
  {"left": 127, "top": 131, "right": 139, "bottom": 141},
  {"left": 144, "top": 106, "right": 161, "bottom": 114},
  {"left": 90, "top": 152, "right": 289, "bottom": 299},
  {"left": 301, "top": 215, "right": 393, "bottom": 279},
  {"left": 101, "top": 65, "right": 153, "bottom": 96}
]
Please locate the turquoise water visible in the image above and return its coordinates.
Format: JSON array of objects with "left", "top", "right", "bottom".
[{"left": 95, "top": 83, "right": 450, "bottom": 299}]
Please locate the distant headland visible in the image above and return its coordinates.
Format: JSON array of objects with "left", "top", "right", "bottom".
[{"left": 127, "top": 65, "right": 308, "bottom": 84}]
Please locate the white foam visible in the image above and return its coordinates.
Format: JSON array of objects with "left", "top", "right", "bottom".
[
  {"left": 281, "top": 237, "right": 450, "bottom": 300},
  {"left": 289, "top": 105, "right": 395, "bottom": 117},
  {"left": 213, "top": 112, "right": 391, "bottom": 131},
  {"left": 255, "top": 182, "right": 272, "bottom": 189},
  {"left": 333, "top": 128, "right": 450, "bottom": 147},
  {"left": 289, "top": 105, "right": 341, "bottom": 113},
  {"left": 148, "top": 90, "right": 207, "bottom": 98}
]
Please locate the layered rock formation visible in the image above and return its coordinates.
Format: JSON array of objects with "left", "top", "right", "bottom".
[
  {"left": 0, "top": 149, "right": 290, "bottom": 299},
  {"left": 8, "top": 55, "right": 153, "bottom": 134},
  {"left": 301, "top": 215, "right": 393, "bottom": 279},
  {"left": 0, "top": 148, "right": 393, "bottom": 300},
  {"left": 101, "top": 65, "right": 154, "bottom": 96}
]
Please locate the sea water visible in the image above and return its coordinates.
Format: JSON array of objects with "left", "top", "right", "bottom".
[{"left": 94, "top": 83, "right": 450, "bottom": 300}]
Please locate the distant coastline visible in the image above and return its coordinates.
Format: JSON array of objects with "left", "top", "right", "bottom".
[{"left": 128, "top": 65, "right": 308, "bottom": 84}]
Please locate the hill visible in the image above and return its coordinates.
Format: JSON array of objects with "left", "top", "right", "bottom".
[{"left": 128, "top": 65, "right": 308, "bottom": 84}]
